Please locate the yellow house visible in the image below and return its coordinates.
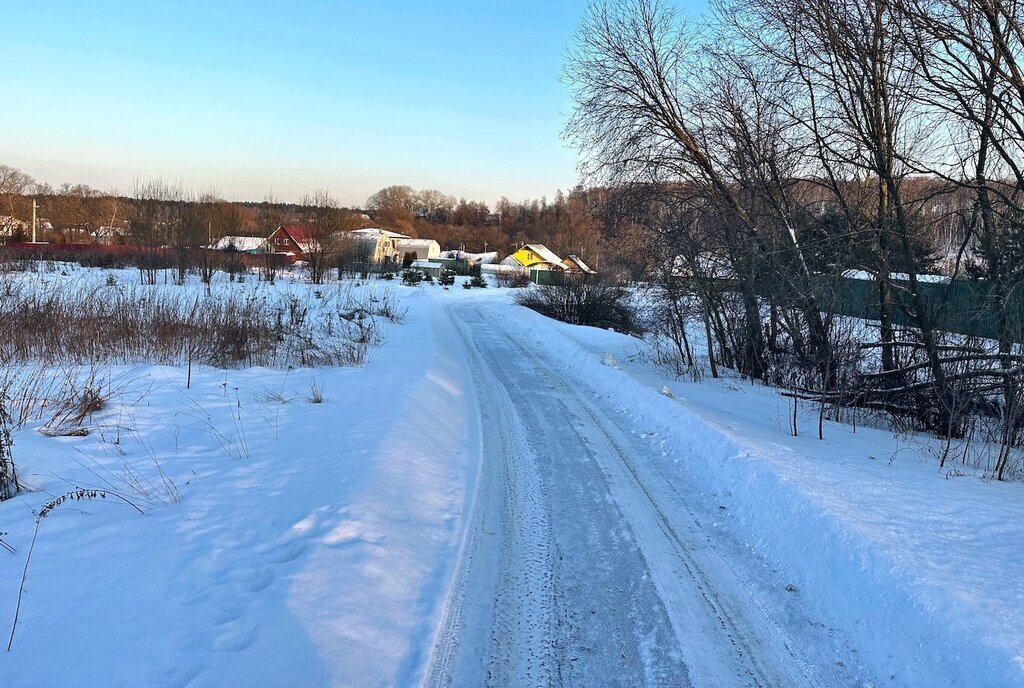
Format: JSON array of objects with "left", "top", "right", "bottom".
[{"left": 504, "top": 243, "right": 564, "bottom": 271}]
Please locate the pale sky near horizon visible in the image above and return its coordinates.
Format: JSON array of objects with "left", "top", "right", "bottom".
[{"left": 2, "top": 0, "right": 705, "bottom": 208}]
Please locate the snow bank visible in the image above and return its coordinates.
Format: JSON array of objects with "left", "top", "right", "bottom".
[
  {"left": 499, "top": 299, "right": 1024, "bottom": 687},
  {"left": 0, "top": 270, "right": 477, "bottom": 687}
]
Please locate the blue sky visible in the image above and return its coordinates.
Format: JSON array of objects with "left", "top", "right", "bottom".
[{"left": 2, "top": 0, "right": 702, "bottom": 207}]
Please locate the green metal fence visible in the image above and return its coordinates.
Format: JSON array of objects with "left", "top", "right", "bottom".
[
  {"left": 529, "top": 269, "right": 565, "bottom": 286},
  {"left": 812, "top": 276, "right": 1024, "bottom": 341}
]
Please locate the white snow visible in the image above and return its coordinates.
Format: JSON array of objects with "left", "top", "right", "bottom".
[
  {"left": 0, "top": 267, "right": 477, "bottom": 687},
  {"left": 208, "top": 236, "right": 268, "bottom": 252},
  {"left": 501, "top": 296, "right": 1024, "bottom": 687},
  {"left": 350, "top": 227, "right": 410, "bottom": 240},
  {"left": 843, "top": 269, "right": 952, "bottom": 283},
  {"left": 1, "top": 265, "right": 1021, "bottom": 687}
]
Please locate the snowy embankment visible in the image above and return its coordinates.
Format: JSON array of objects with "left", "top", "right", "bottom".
[
  {"left": 0, "top": 269, "right": 477, "bottom": 688},
  {"left": 5, "top": 266, "right": 1022, "bottom": 686},
  {"left": 493, "top": 294, "right": 1024, "bottom": 687}
]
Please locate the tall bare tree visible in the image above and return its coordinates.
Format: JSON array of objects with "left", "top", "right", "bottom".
[{"left": 301, "top": 188, "right": 343, "bottom": 284}]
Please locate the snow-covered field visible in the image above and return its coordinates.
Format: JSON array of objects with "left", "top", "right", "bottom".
[
  {"left": 0, "top": 267, "right": 476, "bottom": 687},
  {"left": 1, "top": 265, "right": 1022, "bottom": 687}
]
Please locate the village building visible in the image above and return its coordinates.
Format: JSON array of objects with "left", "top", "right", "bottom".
[
  {"left": 209, "top": 236, "right": 268, "bottom": 253},
  {"left": 90, "top": 225, "right": 127, "bottom": 245},
  {"left": 439, "top": 250, "right": 498, "bottom": 265},
  {"left": 562, "top": 254, "right": 596, "bottom": 274},
  {"left": 396, "top": 238, "right": 441, "bottom": 263},
  {"left": 347, "top": 227, "right": 399, "bottom": 264},
  {"left": 268, "top": 224, "right": 312, "bottom": 259},
  {"left": 0, "top": 216, "right": 28, "bottom": 238},
  {"left": 350, "top": 227, "right": 408, "bottom": 241},
  {"left": 409, "top": 259, "right": 444, "bottom": 278},
  {"left": 351, "top": 227, "right": 441, "bottom": 263},
  {"left": 501, "top": 243, "right": 565, "bottom": 272}
]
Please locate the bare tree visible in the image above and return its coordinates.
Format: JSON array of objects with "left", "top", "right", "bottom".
[
  {"left": 301, "top": 188, "right": 343, "bottom": 284},
  {"left": 257, "top": 192, "right": 284, "bottom": 283},
  {"left": 416, "top": 188, "right": 457, "bottom": 223},
  {"left": 567, "top": 0, "right": 836, "bottom": 382},
  {"left": 128, "top": 179, "right": 185, "bottom": 285},
  {"left": 366, "top": 185, "right": 418, "bottom": 218},
  {"left": 0, "top": 165, "right": 35, "bottom": 239}
]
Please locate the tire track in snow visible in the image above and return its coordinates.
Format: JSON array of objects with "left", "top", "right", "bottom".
[
  {"left": 465, "top": 303, "right": 832, "bottom": 688},
  {"left": 426, "top": 305, "right": 556, "bottom": 687},
  {"left": 430, "top": 303, "right": 691, "bottom": 687}
]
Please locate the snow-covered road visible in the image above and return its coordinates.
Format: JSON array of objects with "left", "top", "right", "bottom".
[
  {"left": 7, "top": 271, "right": 1018, "bottom": 687},
  {"left": 427, "top": 300, "right": 863, "bottom": 687}
]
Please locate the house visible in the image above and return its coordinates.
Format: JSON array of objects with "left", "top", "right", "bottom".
[
  {"left": 351, "top": 227, "right": 409, "bottom": 240},
  {"left": 502, "top": 244, "right": 564, "bottom": 272},
  {"left": 0, "top": 216, "right": 27, "bottom": 238},
  {"left": 396, "top": 238, "right": 441, "bottom": 263},
  {"left": 562, "top": 254, "right": 596, "bottom": 274},
  {"left": 346, "top": 227, "right": 399, "bottom": 264},
  {"left": 351, "top": 227, "right": 441, "bottom": 263},
  {"left": 210, "top": 236, "right": 268, "bottom": 253},
  {"left": 409, "top": 260, "right": 444, "bottom": 278},
  {"left": 91, "top": 225, "right": 127, "bottom": 245},
  {"left": 439, "top": 250, "right": 498, "bottom": 265},
  {"left": 671, "top": 253, "right": 736, "bottom": 280},
  {"left": 268, "top": 224, "right": 313, "bottom": 259}
]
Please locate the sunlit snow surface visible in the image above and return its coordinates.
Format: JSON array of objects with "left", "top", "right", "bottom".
[{"left": 0, "top": 265, "right": 1021, "bottom": 687}]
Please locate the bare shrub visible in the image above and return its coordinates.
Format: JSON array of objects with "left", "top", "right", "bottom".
[
  {"left": 364, "top": 289, "right": 406, "bottom": 323},
  {"left": 515, "top": 276, "right": 642, "bottom": 334},
  {"left": 0, "top": 364, "right": 128, "bottom": 432}
]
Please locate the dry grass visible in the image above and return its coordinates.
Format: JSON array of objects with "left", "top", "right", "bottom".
[
  {"left": 0, "top": 275, "right": 398, "bottom": 369},
  {"left": 0, "top": 364, "right": 129, "bottom": 431},
  {"left": 307, "top": 378, "right": 326, "bottom": 404}
]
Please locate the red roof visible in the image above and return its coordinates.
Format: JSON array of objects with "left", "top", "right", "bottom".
[{"left": 278, "top": 224, "right": 311, "bottom": 245}]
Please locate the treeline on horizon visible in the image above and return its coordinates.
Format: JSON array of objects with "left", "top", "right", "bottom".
[
  {"left": 0, "top": 165, "right": 613, "bottom": 269},
  {"left": 0, "top": 158, "right": 1000, "bottom": 285}
]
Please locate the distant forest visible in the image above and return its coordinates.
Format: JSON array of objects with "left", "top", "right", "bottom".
[{"left": 0, "top": 167, "right": 623, "bottom": 274}]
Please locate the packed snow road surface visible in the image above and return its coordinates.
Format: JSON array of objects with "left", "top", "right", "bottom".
[
  {"left": 4, "top": 271, "right": 1021, "bottom": 687},
  {"left": 427, "top": 301, "right": 863, "bottom": 688}
]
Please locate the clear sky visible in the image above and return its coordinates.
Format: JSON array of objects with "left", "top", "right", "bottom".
[{"left": 1, "top": 0, "right": 703, "bottom": 208}]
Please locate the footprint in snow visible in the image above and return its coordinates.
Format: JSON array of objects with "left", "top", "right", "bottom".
[
  {"left": 267, "top": 539, "right": 309, "bottom": 564},
  {"left": 211, "top": 604, "right": 244, "bottom": 626},
  {"left": 323, "top": 519, "right": 384, "bottom": 547},
  {"left": 228, "top": 566, "right": 275, "bottom": 593},
  {"left": 211, "top": 617, "right": 258, "bottom": 652}
]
